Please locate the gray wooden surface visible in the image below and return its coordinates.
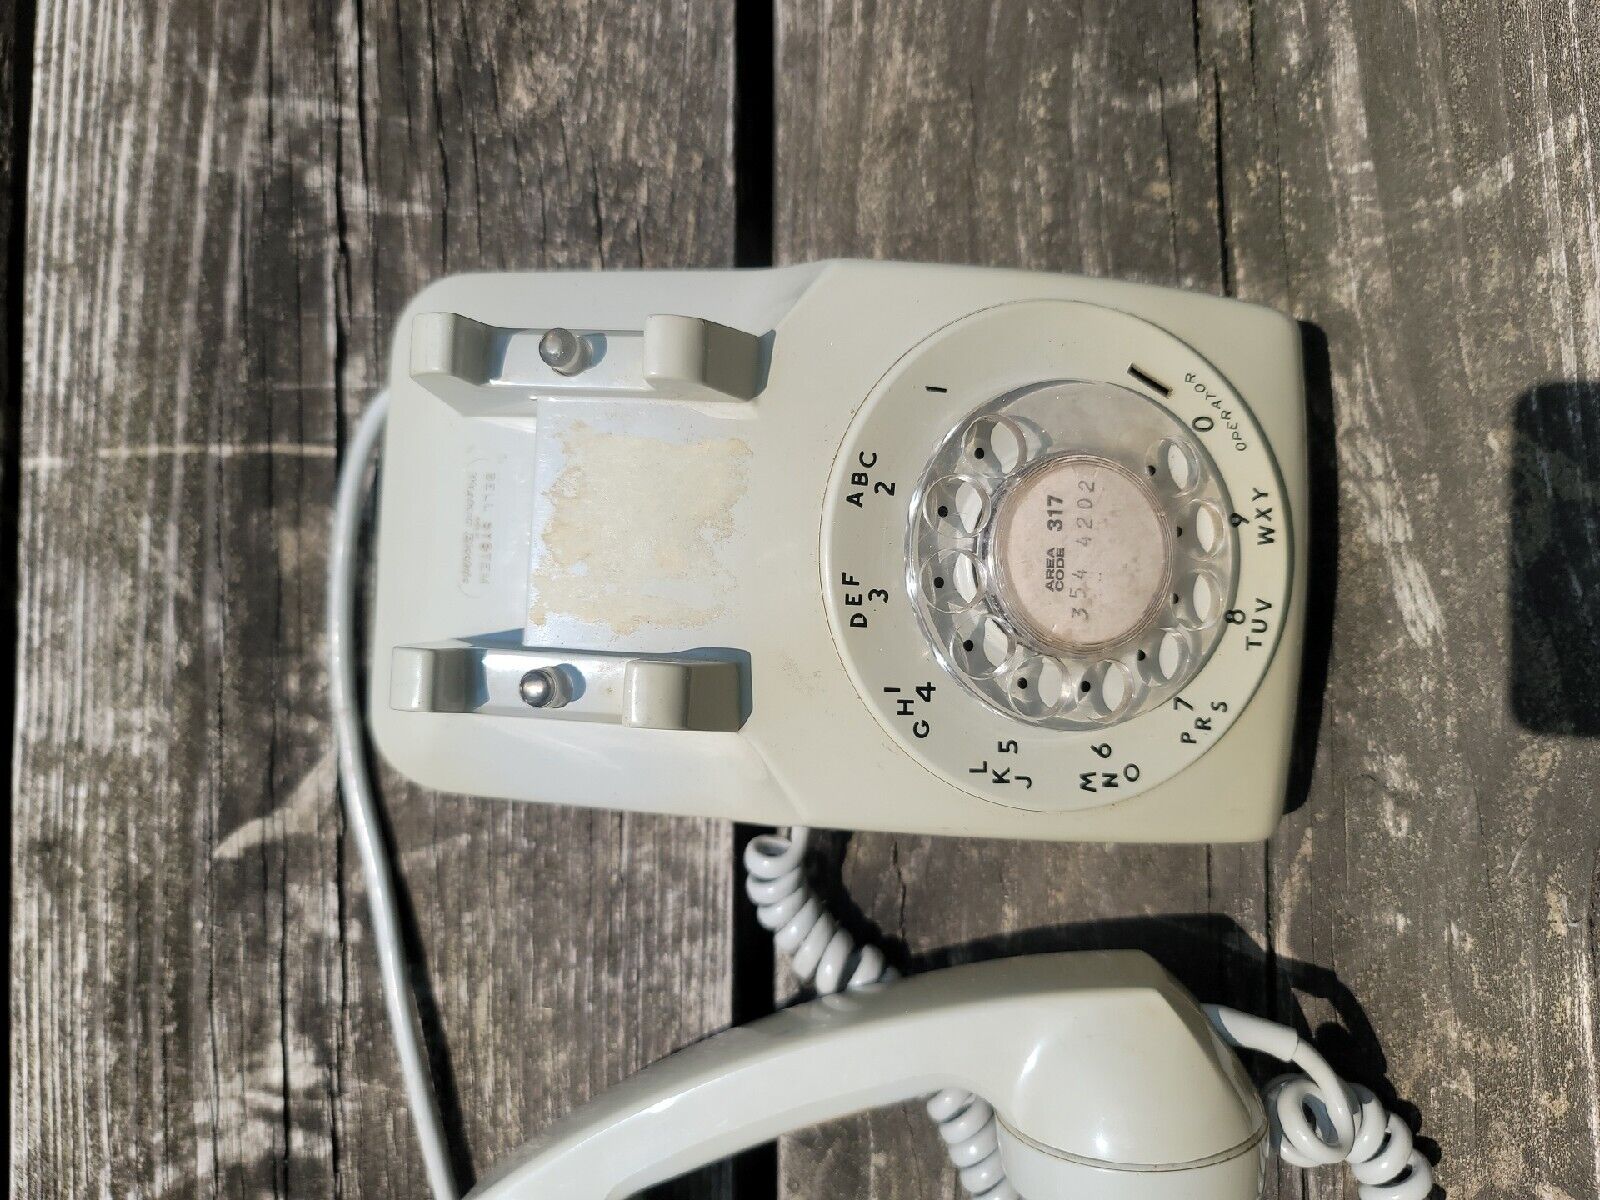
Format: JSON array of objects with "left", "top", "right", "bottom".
[
  {"left": 10, "top": 2, "right": 1600, "bottom": 1199},
  {"left": 12, "top": 3, "right": 737, "bottom": 1197}
]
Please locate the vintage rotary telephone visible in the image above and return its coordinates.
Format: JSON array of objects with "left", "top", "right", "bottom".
[{"left": 330, "top": 262, "right": 1433, "bottom": 1198}]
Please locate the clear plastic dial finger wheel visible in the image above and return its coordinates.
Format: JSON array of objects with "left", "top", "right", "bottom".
[{"left": 908, "top": 381, "right": 1238, "bottom": 730}]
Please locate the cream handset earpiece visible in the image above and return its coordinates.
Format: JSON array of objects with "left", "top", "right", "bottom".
[{"left": 329, "top": 263, "right": 1432, "bottom": 1199}]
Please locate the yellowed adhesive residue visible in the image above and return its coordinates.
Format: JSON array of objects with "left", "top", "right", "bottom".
[{"left": 531, "top": 420, "right": 752, "bottom": 635}]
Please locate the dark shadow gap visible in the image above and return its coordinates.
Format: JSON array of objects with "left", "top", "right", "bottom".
[
  {"left": 3, "top": 6, "right": 36, "bottom": 1193},
  {"left": 732, "top": 0, "right": 774, "bottom": 269},
  {"left": 1283, "top": 321, "right": 1338, "bottom": 817},
  {"left": 727, "top": 824, "right": 779, "bottom": 1200},
  {"left": 728, "top": 5, "right": 780, "bottom": 1196},
  {"left": 1510, "top": 382, "right": 1600, "bottom": 735}
]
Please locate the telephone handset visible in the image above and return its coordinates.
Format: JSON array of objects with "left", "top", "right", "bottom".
[
  {"left": 466, "top": 947, "right": 1429, "bottom": 1200},
  {"left": 331, "top": 265, "right": 1430, "bottom": 1200},
  {"left": 368, "top": 261, "right": 1307, "bottom": 842},
  {"left": 470, "top": 952, "right": 1270, "bottom": 1200}
]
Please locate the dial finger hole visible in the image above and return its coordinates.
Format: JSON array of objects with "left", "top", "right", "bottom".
[
  {"left": 1085, "top": 659, "right": 1137, "bottom": 721},
  {"left": 921, "top": 475, "right": 990, "bottom": 538},
  {"left": 1172, "top": 568, "right": 1225, "bottom": 630},
  {"left": 1001, "top": 654, "right": 1069, "bottom": 719},
  {"left": 918, "top": 550, "right": 986, "bottom": 614},
  {"left": 1147, "top": 437, "right": 1201, "bottom": 496},
  {"left": 1137, "top": 628, "right": 1195, "bottom": 686},
  {"left": 949, "top": 614, "right": 1016, "bottom": 678},
  {"left": 1190, "top": 499, "right": 1228, "bottom": 558},
  {"left": 961, "top": 415, "right": 1028, "bottom": 475}
]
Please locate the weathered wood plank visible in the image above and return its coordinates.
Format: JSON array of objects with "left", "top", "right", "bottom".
[
  {"left": 0, "top": 11, "right": 30, "bottom": 1079},
  {"left": 775, "top": 3, "right": 1600, "bottom": 1198},
  {"left": 11, "top": 3, "right": 738, "bottom": 1198},
  {"left": 0, "top": 0, "right": 24, "bottom": 655}
]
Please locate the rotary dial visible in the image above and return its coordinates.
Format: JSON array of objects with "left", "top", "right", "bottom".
[{"left": 907, "top": 381, "right": 1237, "bottom": 730}]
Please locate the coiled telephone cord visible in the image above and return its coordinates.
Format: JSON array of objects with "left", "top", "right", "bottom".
[
  {"left": 1206, "top": 1006, "right": 1435, "bottom": 1200},
  {"left": 742, "top": 828, "right": 1020, "bottom": 1200},
  {"left": 745, "top": 827, "right": 1434, "bottom": 1200}
]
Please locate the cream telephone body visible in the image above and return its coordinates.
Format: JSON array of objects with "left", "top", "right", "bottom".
[
  {"left": 369, "top": 261, "right": 1308, "bottom": 842},
  {"left": 336, "top": 264, "right": 1429, "bottom": 1199}
]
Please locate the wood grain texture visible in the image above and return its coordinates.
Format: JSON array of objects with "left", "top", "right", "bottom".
[
  {"left": 0, "top": 0, "right": 23, "bottom": 628},
  {"left": 775, "top": 3, "right": 1600, "bottom": 1199},
  {"left": 11, "top": 3, "right": 737, "bottom": 1198},
  {"left": 0, "top": 13, "right": 28, "bottom": 1069}
]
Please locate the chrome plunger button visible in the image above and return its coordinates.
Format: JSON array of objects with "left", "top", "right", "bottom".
[{"left": 988, "top": 454, "right": 1172, "bottom": 654}]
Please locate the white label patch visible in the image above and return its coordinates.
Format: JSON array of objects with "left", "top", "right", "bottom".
[{"left": 457, "top": 455, "right": 505, "bottom": 598}]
